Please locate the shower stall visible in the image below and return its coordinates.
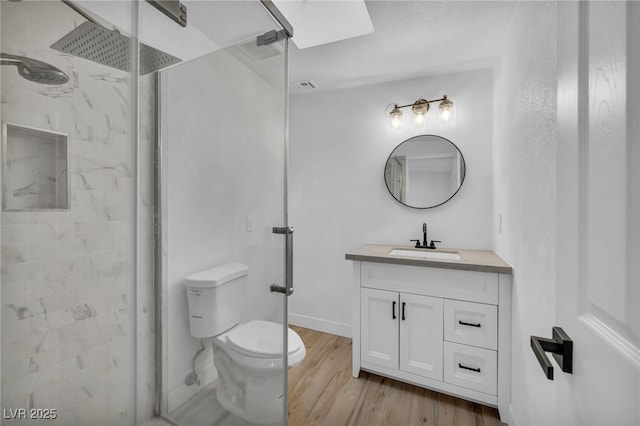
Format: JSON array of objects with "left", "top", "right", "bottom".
[{"left": 0, "top": 1, "right": 292, "bottom": 425}]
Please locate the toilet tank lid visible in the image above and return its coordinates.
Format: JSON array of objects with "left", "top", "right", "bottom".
[{"left": 184, "top": 263, "right": 248, "bottom": 288}]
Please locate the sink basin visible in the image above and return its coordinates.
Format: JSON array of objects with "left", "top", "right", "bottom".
[{"left": 389, "top": 249, "right": 461, "bottom": 261}]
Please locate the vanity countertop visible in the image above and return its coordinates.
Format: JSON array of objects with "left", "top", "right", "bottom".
[{"left": 345, "top": 244, "right": 513, "bottom": 274}]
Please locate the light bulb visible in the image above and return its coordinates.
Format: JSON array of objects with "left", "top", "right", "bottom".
[
  {"left": 438, "top": 96, "right": 454, "bottom": 124},
  {"left": 389, "top": 105, "right": 402, "bottom": 129},
  {"left": 411, "top": 99, "right": 429, "bottom": 127}
]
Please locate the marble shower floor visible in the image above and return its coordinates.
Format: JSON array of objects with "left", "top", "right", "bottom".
[
  {"left": 140, "top": 382, "right": 278, "bottom": 426},
  {"left": 165, "top": 382, "right": 279, "bottom": 426},
  {"left": 141, "top": 418, "right": 175, "bottom": 426}
]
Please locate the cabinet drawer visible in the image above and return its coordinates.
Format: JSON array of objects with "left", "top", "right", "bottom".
[
  {"left": 444, "top": 299, "right": 497, "bottom": 350},
  {"left": 361, "top": 262, "right": 498, "bottom": 304},
  {"left": 444, "top": 342, "right": 497, "bottom": 395}
]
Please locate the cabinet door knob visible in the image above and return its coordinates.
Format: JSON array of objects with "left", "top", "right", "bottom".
[
  {"left": 392, "top": 300, "right": 397, "bottom": 319},
  {"left": 401, "top": 302, "right": 406, "bottom": 321}
]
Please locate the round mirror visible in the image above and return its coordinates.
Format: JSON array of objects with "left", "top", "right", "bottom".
[{"left": 384, "top": 134, "right": 466, "bottom": 209}]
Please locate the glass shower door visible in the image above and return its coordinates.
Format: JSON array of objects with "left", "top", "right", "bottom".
[{"left": 144, "top": 2, "right": 292, "bottom": 425}]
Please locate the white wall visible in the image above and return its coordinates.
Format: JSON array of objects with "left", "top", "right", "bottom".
[
  {"left": 493, "top": 2, "right": 559, "bottom": 425},
  {"left": 289, "top": 69, "right": 494, "bottom": 336},
  {"left": 164, "top": 48, "right": 285, "bottom": 411}
]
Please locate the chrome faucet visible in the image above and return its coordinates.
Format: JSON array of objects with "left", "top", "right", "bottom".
[{"left": 410, "top": 222, "right": 441, "bottom": 249}]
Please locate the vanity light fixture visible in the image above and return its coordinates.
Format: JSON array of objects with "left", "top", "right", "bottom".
[{"left": 387, "top": 95, "right": 453, "bottom": 129}]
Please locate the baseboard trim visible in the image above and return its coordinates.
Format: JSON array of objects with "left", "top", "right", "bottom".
[
  {"left": 288, "top": 313, "right": 351, "bottom": 338},
  {"left": 509, "top": 403, "right": 520, "bottom": 426}
]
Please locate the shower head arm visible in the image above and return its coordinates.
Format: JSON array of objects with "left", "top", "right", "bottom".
[
  {"left": 60, "top": 0, "right": 127, "bottom": 35},
  {"left": 61, "top": 0, "right": 100, "bottom": 25},
  {"left": 0, "top": 53, "right": 25, "bottom": 67}
]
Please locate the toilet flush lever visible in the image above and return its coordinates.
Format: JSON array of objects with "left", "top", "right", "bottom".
[{"left": 271, "top": 226, "right": 294, "bottom": 296}]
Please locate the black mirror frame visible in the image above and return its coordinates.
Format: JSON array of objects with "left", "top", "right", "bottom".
[{"left": 383, "top": 134, "right": 466, "bottom": 209}]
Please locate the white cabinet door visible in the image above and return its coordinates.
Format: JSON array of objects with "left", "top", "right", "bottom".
[
  {"left": 361, "top": 287, "right": 399, "bottom": 370},
  {"left": 399, "top": 293, "right": 443, "bottom": 380}
]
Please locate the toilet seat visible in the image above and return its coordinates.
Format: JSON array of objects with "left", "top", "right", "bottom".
[
  {"left": 227, "top": 320, "right": 303, "bottom": 357},
  {"left": 215, "top": 320, "right": 306, "bottom": 369}
]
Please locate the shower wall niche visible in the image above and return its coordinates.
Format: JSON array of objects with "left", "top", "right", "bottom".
[{"left": 3, "top": 123, "right": 69, "bottom": 211}]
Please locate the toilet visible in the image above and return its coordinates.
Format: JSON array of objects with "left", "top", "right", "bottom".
[{"left": 184, "top": 262, "right": 306, "bottom": 424}]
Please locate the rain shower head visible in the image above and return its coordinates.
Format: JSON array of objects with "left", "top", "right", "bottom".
[
  {"left": 0, "top": 53, "right": 70, "bottom": 85},
  {"left": 51, "top": 21, "right": 181, "bottom": 75},
  {"left": 51, "top": 0, "right": 182, "bottom": 75}
]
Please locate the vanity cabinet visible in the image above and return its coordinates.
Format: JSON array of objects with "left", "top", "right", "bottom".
[{"left": 347, "top": 249, "right": 512, "bottom": 422}]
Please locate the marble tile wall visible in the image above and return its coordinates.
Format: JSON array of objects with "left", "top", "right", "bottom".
[{"left": 0, "top": 2, "right": 155, "bottom": 425}]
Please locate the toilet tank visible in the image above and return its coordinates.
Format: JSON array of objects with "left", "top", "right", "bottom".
[{"left": 184, "top": 262, "right": 248, "bottom": 338}]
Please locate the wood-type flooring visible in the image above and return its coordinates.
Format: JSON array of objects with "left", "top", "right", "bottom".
[
  {"left": 169, "top": 326, "right": 505, "bottom": 426},
  {"left": 288, "top": 326, "right": 505, "bottom": 426}
]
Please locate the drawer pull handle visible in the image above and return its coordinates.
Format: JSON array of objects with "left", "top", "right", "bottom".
[
  {"left": 458, "top": 363, "right": 481, "bottom": 373},
  {"left": 392, "top": 301, "right": 397, "bottom": 319},
  {"left": 459, "top": 320, "right": 481, "bottom": 328}
]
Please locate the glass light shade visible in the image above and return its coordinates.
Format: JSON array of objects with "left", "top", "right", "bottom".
[
  {"left": 389, "top": 106, "right": 402, "bottom": 129},
  {"left": 411, "top": 99, "right": 429, "bottom": 127},
  {"left": 439, "top": 96, "right": 454, "bottom": 124}
]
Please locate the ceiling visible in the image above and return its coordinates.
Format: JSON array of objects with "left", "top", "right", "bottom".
[
  {"left": 288, "top": 1, "right": 519, "bottom": 94},
  {"left": 273, "top": 0, "right": 374, "bottom": 49},
  {"left": 79, "top": 0, "right": 518, "bottom": 95}
]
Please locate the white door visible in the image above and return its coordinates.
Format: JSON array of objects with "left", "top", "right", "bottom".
[
  {"left": 399, "top": 293, "right": 443, "bottom": 380},
  {"left": 361, "top": 288, "right": 399, "bottom": 370},
  {"left": 556, "top": 1, "right": 640, "bottom": 424}
]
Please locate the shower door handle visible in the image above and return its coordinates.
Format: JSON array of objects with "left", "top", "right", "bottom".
[{"left": 271, "top": 226, "right": 294, "bottom": 296}]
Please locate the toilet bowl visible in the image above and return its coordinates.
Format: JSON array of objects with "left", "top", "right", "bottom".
[
  {"left": 212, "top": 320, "right": 305, "bottom": 423},
  {"left": 184, "top": 263, "right": 306, "bottom": 424}
]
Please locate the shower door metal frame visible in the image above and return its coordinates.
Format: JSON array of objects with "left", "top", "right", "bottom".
[
  {"left": 152, "top": 71, "right": 166, "bottom": 419},
  {"left": 260, "top": 0, "right": 294, "bottom": 38},
  {"left": 151, "top": 1, "right": 293, "bottom": 423}
]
